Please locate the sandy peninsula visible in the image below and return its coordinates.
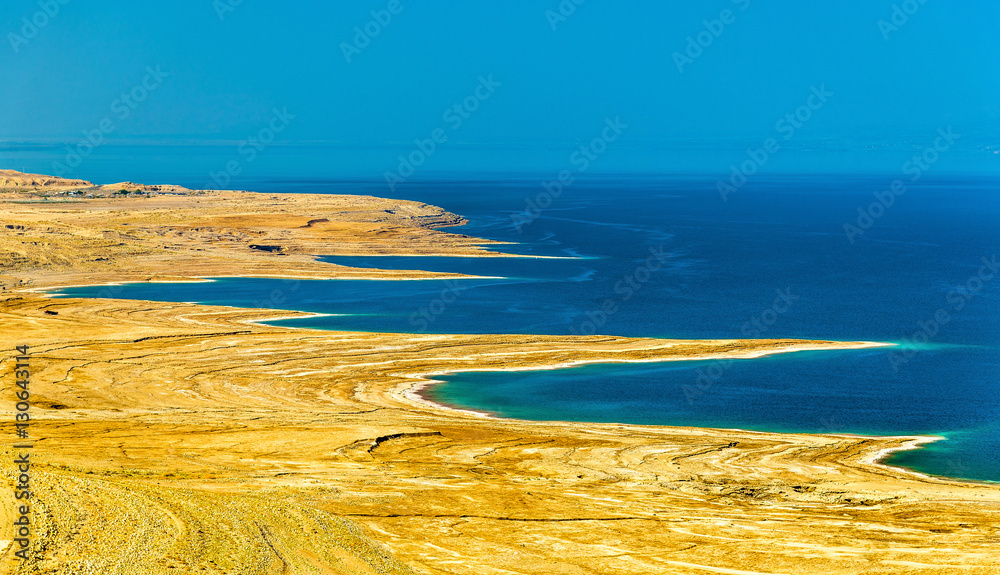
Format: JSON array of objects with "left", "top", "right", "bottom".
[{"left": 1, "top": 173, "right": 998, "bottom": 574}]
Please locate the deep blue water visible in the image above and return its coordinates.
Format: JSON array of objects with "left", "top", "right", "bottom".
[{"left": 48, "top": 173, "right": 1000, "bottom": 482}]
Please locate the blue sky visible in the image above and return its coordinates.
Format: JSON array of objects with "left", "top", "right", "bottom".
[{"left": 3, "top": 0, "right": 999, "bottom": 175}]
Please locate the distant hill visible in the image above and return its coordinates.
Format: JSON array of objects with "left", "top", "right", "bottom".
[{"left": 0, "top": 169, "right": 93, "bottom": 189}]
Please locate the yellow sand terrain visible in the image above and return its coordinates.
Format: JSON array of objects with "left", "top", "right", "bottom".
[
  {"left": 0, "top": 171, "right": 92, "bottom": 190},
  {"left": 0, "top": 178, "right": 997, "bottom": 574}
]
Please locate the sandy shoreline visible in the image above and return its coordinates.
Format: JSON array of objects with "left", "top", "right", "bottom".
[
  {"left": 19, "top": 255, "right": 963, "bottom": 488},
  {"left": 401, "top": 340, "right": 894, "bottom": 412},
  {"left": 28, "top": 273, "right": 511, "bottom": 294},
  {"left": 3, "top": 185, "right": 999, "bottom": 574},
  {"left": 860, "top": 436, "right": 947, "bottom": 481},
  {"left": 397, "top": 340, "right": 961, "bottom": 480},
  {"left": 28, "top": 266, "right": 939, "bottom": 482}
]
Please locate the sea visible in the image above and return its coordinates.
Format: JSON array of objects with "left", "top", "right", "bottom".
[{"left": 6, "top": 144, "right": 999, "bottom": 482}]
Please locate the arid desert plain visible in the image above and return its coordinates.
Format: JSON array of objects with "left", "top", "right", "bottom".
[{"left": 1, "top": 172, "right": 998, "bottom": 574}]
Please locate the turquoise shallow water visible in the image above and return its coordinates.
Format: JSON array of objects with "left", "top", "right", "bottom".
[
  {"left": 426, "top": 350, "right": 1000, "bottom": 482},
  {"left": 51, "top": 174, "right": 1000, "bottom": 482}
]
